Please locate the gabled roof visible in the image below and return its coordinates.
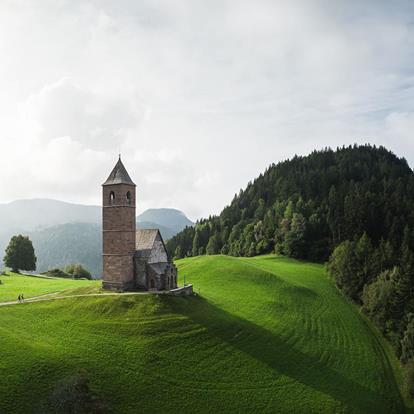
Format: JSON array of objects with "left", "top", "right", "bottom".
[
  {"left": 136, "top": 229, "right": 160, "bottom": 251},
  {"left": 103, "top": 157, "right": 135, "bottom": 186}
]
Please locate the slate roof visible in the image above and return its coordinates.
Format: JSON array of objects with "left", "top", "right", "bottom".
[
  {"left": 103, "top": 157, "right": 136, "bottom": 186},
  {"left": 136, "top": 229, "right": 159, "bottom": 251}
]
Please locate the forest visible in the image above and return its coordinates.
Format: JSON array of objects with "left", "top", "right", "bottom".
[{"left": 167, "top": 144, "right": 414, "bottom": 392}]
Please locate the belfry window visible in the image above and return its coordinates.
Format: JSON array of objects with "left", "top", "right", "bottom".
[
  {"left": 126, "top": 191, "right": 131, "bottom": 205},
  {"left": 109, "top": 191, "right": 115, "bottom": 205}
]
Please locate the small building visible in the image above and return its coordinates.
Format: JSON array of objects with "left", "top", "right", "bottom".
[
  {"left": 134, "top": 229, "right": 177, "bottom": 291},
  {"left": 102, "top": 157, "right": 178, "bottom": 292}
]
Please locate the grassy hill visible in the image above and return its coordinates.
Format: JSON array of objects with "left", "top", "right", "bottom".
[
  {"left": 0, "top": 256, "right": 406, "bottom": 413},
  {"left": 0, "top": 272, "right": 98, "bottom": 302}
]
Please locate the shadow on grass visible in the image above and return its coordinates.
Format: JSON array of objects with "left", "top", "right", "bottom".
[{"left": 165, "top": 295, "right": 404, "bottom": 414}]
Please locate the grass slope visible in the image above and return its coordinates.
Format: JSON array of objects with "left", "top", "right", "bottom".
[
  {"left": 0, "top": 256, "right": 405, "bottom": 413},
  {"left": 0, "top": 272, "right": 99, "bottom": 302}
]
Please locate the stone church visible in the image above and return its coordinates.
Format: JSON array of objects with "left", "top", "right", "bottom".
[{"left": 102, "top": 157, "right": 178, "bottom": 292}]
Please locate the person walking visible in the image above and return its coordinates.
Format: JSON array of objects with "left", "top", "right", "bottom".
[
  {"left": 21, "top": 294, "right": 24, "bottom": 303},
  {"left": 17, "top": 295, "right": 21, "bottom": 303}
]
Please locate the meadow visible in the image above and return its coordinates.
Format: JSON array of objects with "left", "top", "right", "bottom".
[
  {"left": 0, "top": 256, "right": 406, "bottom": 413},
  {"left": 0, "top": 272, "right": 99, "bottom": 302}
]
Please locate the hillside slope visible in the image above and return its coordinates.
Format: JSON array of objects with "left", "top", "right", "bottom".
[
  {"left": 167, "top": 145, "right": 414, "bottom": 261},
  {"left": 0, "top": 256, "right": 404, "bottom": 413}
]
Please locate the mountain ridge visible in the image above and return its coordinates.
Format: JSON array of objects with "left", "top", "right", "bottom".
[{"left": 0, "top": 200, "right": 194, "bottom": 276}]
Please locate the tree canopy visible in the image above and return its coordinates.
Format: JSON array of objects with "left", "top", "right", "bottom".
[
  {"left": 167, "top": 144, "right": 414, "bottom": 394},
  {"left": 4, "top": 235, "right": 37, "bottom": 273},
  {"left": 167, "top": 144, "right": 414, "bottom": 262}
]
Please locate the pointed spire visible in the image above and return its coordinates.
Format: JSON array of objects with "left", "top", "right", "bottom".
[{"left": 103, "top": 157, "right": 136, "bottom": 186}]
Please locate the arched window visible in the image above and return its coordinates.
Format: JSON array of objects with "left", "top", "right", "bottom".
[
  {"left": 150, "top": 279, "right": 155, "bottom": 289},
  {"left": 109, "top": 191, "right": 115, "bottom": 205},
  {"left": 126, "top": 191, "right": 131, "bottom": 205}
]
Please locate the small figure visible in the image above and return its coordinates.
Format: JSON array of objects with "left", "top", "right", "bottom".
[
  {"left": 21, "top": 294, "right": 24, "bottom": 302},
  {"left": 18, "top": 295, "right": 21, "bottom": 303}
]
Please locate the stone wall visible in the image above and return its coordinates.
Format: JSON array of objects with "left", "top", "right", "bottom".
[
  {"left": 102, "top": 182, "right": 136, "bottom": 291},
  {"left": 169, "top": 285, "right": 194, "bottom": 296}
]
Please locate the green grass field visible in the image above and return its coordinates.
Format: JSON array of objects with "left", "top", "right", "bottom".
[
  {"left": 0, "top": 256, "right": 406, "bottom": 413},
  {"left": 0, "top": 272, "right": 99, "bottom": 302}
]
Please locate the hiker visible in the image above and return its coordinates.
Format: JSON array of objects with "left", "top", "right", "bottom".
[
  {"left": 21, "top": 294, "right": 24, "bottom": 302},
  {"left": 17, "top": 295, "right": 21, "bottom": 303}
]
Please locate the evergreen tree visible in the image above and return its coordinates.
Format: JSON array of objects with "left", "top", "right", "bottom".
[
  {"left": 192, "top": 229, "right": 201, "bottom": 257},
  {"left": 206, "top": 235, "right": 220, "bottom": 255},
  {"left": 401, "top": 314, "right": 414, "bottom": 363},
  {"left": 284, "top": 213, "right": 307, "bottom": 258}
]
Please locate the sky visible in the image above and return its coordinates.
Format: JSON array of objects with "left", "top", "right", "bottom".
[{"left": 1, "top": 0, "right": 414, "bottom": 220}]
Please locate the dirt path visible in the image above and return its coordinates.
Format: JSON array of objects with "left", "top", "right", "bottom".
[{"left": 0, "top": 290, "right": 160, "bottom": 307}]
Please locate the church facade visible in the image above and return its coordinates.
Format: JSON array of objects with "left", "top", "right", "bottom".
[{"left": 102, "top": 157, "right": 178, "bottom": 292}]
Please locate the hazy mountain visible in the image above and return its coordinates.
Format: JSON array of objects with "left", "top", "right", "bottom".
[
  {"left": 137, "top": 222, "right": 178, "bottom": 240},
  {"left": 137, "top": 208, "right": 194, "bottom": 234},
  {"left": 0, "top": 199, "right": 101, "bottom": 233},
  {"left": 0, "top": 199, "right": 194, "bottom": 276},
  {"left": 29, "top": 223, "right": 102, "bottom": 277}
]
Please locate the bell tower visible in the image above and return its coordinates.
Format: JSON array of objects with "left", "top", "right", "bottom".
[{"left": 102, "top": 156, "right": 136, "bottom": 291}]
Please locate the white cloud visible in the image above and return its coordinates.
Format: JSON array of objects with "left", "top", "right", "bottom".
[{"left": 0, "top": 0, "right": 413, "bottom": 220}]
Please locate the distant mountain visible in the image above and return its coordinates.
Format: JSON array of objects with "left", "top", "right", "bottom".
[
  {"left": 137, "top": 222, "right": 178, "bottom": 240},
  {"left": 0, "top": 199, "right": 101, "bottom": 233},
  {"left": 137, "top": 208, "right": 194, "bottom": 234},
  {"left": 0, "top": 199, "right": 194, "bottom": 276},
  {"left": 0, "top": 199, "right": 193, "bottom": 235},
  {"left": 28, "top": 223, "right": 102, "bottom": 277}
]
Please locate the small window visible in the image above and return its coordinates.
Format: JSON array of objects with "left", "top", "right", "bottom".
[
  {"left": 109, "top": 191, "right": 115, "bottom": 205},
  {"left": 126, "top": 191, "right": 131, "bottom": 205}
]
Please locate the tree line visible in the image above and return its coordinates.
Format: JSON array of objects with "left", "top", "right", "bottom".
[
  {"left": 2, "top": 234, "right": 92, "bottom": 279},
  {"left": 167, "top": 144, "right": 414, "bottom": 263},
  {"left": 167, "top": 144, "right": 414, "bottom": 395}
]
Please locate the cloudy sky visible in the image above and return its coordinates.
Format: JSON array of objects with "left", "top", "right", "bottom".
[{"left": 1, "top": 0, "right": 414, "bottom": 220}]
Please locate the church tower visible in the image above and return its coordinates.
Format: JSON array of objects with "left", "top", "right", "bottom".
[{"left": 102, "top": 157, "right": 136, "bottom": 291}]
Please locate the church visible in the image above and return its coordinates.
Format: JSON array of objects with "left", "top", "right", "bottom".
[{"left": 102, "top": 157, "right": 178, "bottom": 292}]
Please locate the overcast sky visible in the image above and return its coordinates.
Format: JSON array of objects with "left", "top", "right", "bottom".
[{"left": 1, "top": 0, "right": 414, "bottom": 220}]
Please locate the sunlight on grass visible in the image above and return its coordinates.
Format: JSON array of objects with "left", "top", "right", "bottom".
[{"left": 0, "top": 256, "right": 405, "bottom": 413}]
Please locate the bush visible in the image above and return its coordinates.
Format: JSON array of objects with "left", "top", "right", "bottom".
[
  {"left": 65, "top": 264, "right": 92, "bottom": 280},
  {"left": 401, "top": 314, "right": 414, "bottom": 364},
  {"left": 41, "top": 268, "right": 71, "bottom": 278},
  {"left": 49, "top": 372, "right": 109, "bottom": 414},
  {"left": 405, "top": 361, "right": 414, "bottom": 399},
  {"left": 361, "top": 269, "right": 397, "bottom": 332}
]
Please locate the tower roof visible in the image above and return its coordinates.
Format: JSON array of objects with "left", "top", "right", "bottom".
[{"left": 103, "top": 157, "right": 136, "bottom": 186}]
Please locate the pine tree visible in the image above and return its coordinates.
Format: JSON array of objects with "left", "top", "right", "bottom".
[{"left": 401, "top": 314, "right": 414, "bottom": 363}]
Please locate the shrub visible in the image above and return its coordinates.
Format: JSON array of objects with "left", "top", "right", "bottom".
[
  {"left": 65, "top": 264, "right": 92, "bottom": 280},
  {"left": 41, "top": 268, "right": 71, "bottom": 278},
  {"left": 401, "top": 314, "right": 414, "bottom": 364},
  {"left": 49, "top": 372, "right": 109, "bottom": 414},
  {"left": 404, "top": 361, "right": 414, "bottom": 399},
  {"left": 361, "top": 269, "right": 397, "bottom": 332}
]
